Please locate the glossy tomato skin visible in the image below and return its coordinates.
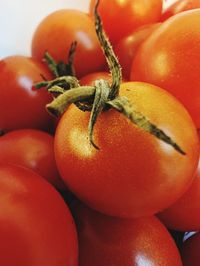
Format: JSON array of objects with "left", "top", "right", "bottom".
[
  {"left": 158, "top": 155, "right": 200, "bottom": 231},
  {"left": 181, "top": 232, "right": 200, "bottom": 266},
  {"left": 131, "top": 10, "right": 200, "bottom": 127},
  {"left": 80, "top": 71, "right": 112, "bottom": 86},
  {"left": 0, "top": 164, "right": 78, "bottom": 266},
  {"left": 0, "top": 129, "right": 65, "bottom": 190},
  {"left": 31, "top": 10, "right": 105, "bottom": 78},
  {"left": 161, "top": 0, "right": 200, "bottom": 21},
  {"left": 0, "top": 56, "right": 54, "bottom": 132},
  {"left": 55, "top": 82, "right": 199, "bottom": 218},
  {"left": 89, "top": 0, "right": 163, "bottom": 44},
  {"left": 74, "top": 203, "right": 182, "bottom": 266},
  {"left": 114, "top": 23, "right": 161, "bottom": 80}
]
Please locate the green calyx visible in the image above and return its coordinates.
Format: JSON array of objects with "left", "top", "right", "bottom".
[{"left": 36, "top": 0, "right": 186, "bottom": 155}]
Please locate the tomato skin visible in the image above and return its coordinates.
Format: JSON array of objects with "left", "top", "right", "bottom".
[
  {"left": 130, "top": 10, "right": 200, "bottom": 127},
  {"left": 89, "top": 0, "right": 163, "bottom": 44},
  {"left": 74, "top": 203, "right": 182, "bottom": 266},
  {"left": 31, "top": 9, "right": 105, "bottom": 78},
  {"left": 161, "top": 0, "right": 200, "bottom": 21},
  {"left": 0, "top": 164, "right": 78, "bottom": 266},
  {"left": 0, "top": 56, "right": 54, "bottom": 132},
  {"left": 181, "top": 232, "right": 200, "bottom": 266},
  {"left": 55, "top": 82, "right": 199, "bottom": 218},
  {"left": 114, "top": 23, "right": 161, "bottom": 80},
  {"left": 80, "top": 71, "right": 112, "bottom": 86},
  {"left": 158, "top": 155, "right": 200, "bottom": 231},
  {"left": 0, "top": 129, "right": 65, "bottom": 190}
]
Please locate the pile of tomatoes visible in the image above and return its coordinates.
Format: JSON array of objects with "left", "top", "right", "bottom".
[{"left": 1, "top": 0, "right": 200, "bottom": 265}]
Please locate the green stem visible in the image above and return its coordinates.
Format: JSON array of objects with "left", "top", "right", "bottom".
[
  {"left": 46, "top": 86, "right": 95, "bottom": 117},
  {"left": 108, "top": 96, "right": 186, "bottom": 155},
  {"left": 94, "top": 0, "right": 122, "bottom": 100}
]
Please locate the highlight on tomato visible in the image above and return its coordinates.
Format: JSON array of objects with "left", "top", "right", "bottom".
[
  {"left": 0, "top": 129, "right": 65, "bottom": 190},
  {"left": 54, "top": 81, "right": 199, "bottom": 218},
  {"left": 130, "top": 9, "right": 200, "bottom": 127},
  {"left": 114, "top": 23, "right": 161, "bottom": 79},
  {"left": 0, "top": 164, "right": 78, "bottom": 266},
  {"left": 31, "top": 9, "right": 106, "bottom": 78},
  {"left": 89, "top": 0, "right": 163, "bottom": 44},
  {"left": 158, "top": 155, "right": 200, "bottom": 231},
  {"left": 161, "top": 0, "right": 200, "bottom": 21},
  {"left": 74, "top": 202, "right": 182, "bottom": 266},
  {"left": 0, "top": 56, "right": 54, "bottom": 133}
]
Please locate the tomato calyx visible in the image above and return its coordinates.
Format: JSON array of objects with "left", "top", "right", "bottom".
[{"left": 37, "top": 0, "right": 186, "bottom": 155}]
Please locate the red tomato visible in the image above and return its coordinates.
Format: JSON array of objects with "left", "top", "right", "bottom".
[
  {"left": 161, "top": 0, "right": 200, "bottom": 21},
  {"left": 181, "top": 232, "right": 200, "bottom": 266},
  {"left": 31, "top": 9, "right": 105, "bottom": 78},
  {"left": 130, "top": 10, "right": 200, "bottom": 128},
  {"left": 158, "top": 151, "right": 200, "bottom": 231},
  {"left": 0, "top": 129, "right": 65, "bottom": 190},
  {"left": 54, "top": 82, "right": 199, "bottom": 218},
  {"left": 0, "top": 56, "right": 54, "bottom": 132},
  {"left": 80, "top": 71, "right": 112, "bottom": 86},
  {"left": 0, "top": 164, "right": 78, "bottom": 266},
  {"left": 114, "top": 23, "right": 161, "bottom": 80},
  {"left": 89, "top": 0, "right": 163, "bottom": 44},
  {"left": 74, "top": 203, "right": 182, "bottom": 266}
]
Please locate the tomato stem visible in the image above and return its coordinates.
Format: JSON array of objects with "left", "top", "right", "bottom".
[
  {"left": 94, "top": 0, "right": 122, "bottom": 100},
  {"left": 108, "top": 97, "right": 186, "bottom": 155}
]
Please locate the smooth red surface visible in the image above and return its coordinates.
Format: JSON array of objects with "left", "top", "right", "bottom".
[
  {"left": 181, "top": 232, "right": 200, "bottom": 266},
  {"left": 158, "top": 157, "right": 200, "bottom": 231},
  {"left": 0, "top": 164, "right": 78, "bottom": 266},
  {"left": 0, "top": 56, "right": 54, "bottom": 132},
  {"left": 161, "top": 0, "right": 200, "bottom": 21},
  {"left": 31, "top": 9, "right": 105, "bottom": 78},
  {"left": 114, "top": 23, "right": 161, "bottom": 80},
  {"left": 55, "top": 82, "right": 199, "bottom": 218},
  {"left": 80, "top": 71, "right": 112, "bottom": 86},
  {"left": 0, "top": 129, "right": 65, "bottom": 190},
  {"left": 131, "top": 10, "right": 200, "bottom": 127},
  {"left": 74, "top": 203, "right": 182, "bottom": 266},
  {"left": 90, "top": 0, "right": 163, "bottom": 44}
]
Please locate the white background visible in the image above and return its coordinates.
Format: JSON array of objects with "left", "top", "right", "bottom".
[{"left": 0, "top": 0, "right": 176, "bottom": 58}]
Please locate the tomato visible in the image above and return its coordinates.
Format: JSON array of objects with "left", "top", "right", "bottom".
[
  {"left": 54, "top": 81, "right": 199, "bottom": 218},
  {"left": 158, "top": 153, "right": 200, "bottom": 231},
  {"left": 0, "top": 129, "right": 65, "bottom": 190},
  {"left": 89, "top": 0, "right": 163, "bottom": 44},
  {"left": 114, "top": 23, "right": 161, "bottom": 79},
  {"left": 80, "top": 71, "right": 112, "bottom": 86},
  {"left": 31, "top": 9, "right": 105, "bottom": 78},
  {"left": 161, "top": 0, "right": 200, "bottom": 21},
  {"left": 130, "top": 10, "right": 200, "bottom": 128},
  {"left": 181, "top": 232, "right": 200, "bottom": 266},
  {"left": 0, "top": 56, "right": 54, "bottom": 132},
  {"left": 0, "top": 164, "right": 78, "bottom": 266},
  {"left": 73, "top": 202, "right": 182, "bottom": 266}
]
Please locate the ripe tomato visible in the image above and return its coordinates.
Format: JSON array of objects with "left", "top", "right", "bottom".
[
  {"left": 161, "top": 0, "right": 200, "bottom": 21},
  {"left": 0, "top": 164, "right": 78, "bottom": 266},
  {"left": 31, "top": 9, "right": 105, "bottom": 78},
  {"left": 114, "top": 23, "right": 161, "bottom": 79},
  {"left": 80, "top": 71, "right": 112, "bottom": 86},
  {"left": 89, "top": 0, "right": 163, "bottom": 44},
  {"left": 130, "top": 9, "right": 200, "bottom": 127},
  {"left": 158, "top": 152, "right": 200, "bottom": 231},
  {"left": 74, "top": 203, "right": 182, "bottom": 266},
  {"left": 0, "top": 129, "right": 65, "bottom": 190},
  {"left": 181, "top": 232, "right": 200, "bottom": 266},
  {"left": 55, "top": 82, "right": 199, "bottom": 218},
  {"left": 0, "top": 56, "right": 54, "bottom": 132}
]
